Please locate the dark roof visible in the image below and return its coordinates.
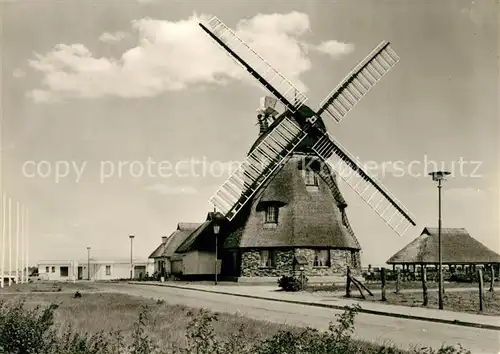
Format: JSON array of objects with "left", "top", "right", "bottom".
[
  {"left": 161, "top": 223, "right": 202, "bottom": 258},
  {"left": 223, "top": 154, "right": 360, "bottom": 249},
  {"left": 386, "top": 227, "right": 500, "bottom": 264},
  {"left": 176, "top": 220, "right": 212, "bottom": 253}
]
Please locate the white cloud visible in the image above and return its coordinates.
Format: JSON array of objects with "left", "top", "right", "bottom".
[
  {"left": 145, "top": 183, "right": 198, "bottom": 195},
  {"left": 312, "top": 40, "right": 355, "bottom": 58},
  {"left": 27, "top": 12, "right": 355, "bottom": 103},
  {"left": 98, "top": 31, "right": 129, "bottom": 43},
  {"left": 13, "top": 68, "right": 26, "bottom": 78}
]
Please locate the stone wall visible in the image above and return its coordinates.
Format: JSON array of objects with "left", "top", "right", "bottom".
[
  {"left": 240, "top": 248, "right": 294, "bottom": 277},
  {"left": 240, "top": 248, "right": 360, "bottom": 277}
]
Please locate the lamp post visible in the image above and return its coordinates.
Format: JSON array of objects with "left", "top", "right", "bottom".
[
  {"left": 213, "top": 220, "right": 220, "bottom": 286},
  {"left": 429, "top": 170, "right": 450, "bottom": 310},
  {"left": 87, "top": 247, "right": 91, "bottom": 281},
  {"left": 212, "top": 211, "right": 225, "bottom": 286},
  {"left": 129, "top": 235, "right": 135, "bottom": 280}
]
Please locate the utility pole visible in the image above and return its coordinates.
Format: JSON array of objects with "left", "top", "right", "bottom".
[
  {"left": 87, "top": 247, "right": 91, "bottom": 281},
  {"left": 429, "top": 171, "right": 450, "bottom": 310},
  {"left": 129, "top": 235, "right": 135, "bottom": 280}
]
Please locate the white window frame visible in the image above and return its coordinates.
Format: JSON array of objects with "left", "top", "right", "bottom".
[
  {"left": 105, "top": 265, "right": 112, "bottom": 276},
  {"left": 265, "top": 205, "right": 279, "bottom": 224},
  {"left": 259, "top": 249, "right": 276, "bottom": 268},
  {"left": 313, "top": 249, "right": 331, "bottom": 267},
  {"left": 303, "top": 168, "right": 318, "bottom": 186}
]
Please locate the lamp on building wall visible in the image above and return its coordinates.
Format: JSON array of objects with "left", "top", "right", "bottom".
[{"left": 429, "top": 170, "right": 451, "bottom": 310}]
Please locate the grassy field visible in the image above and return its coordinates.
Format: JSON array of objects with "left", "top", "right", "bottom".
[
  {"left": 305, "top": 281, "right": 500, "bottom": 316},
  {"left": 0, "top": 283, "right": 471, "bottom": 354},
  {"left": 362, "top": 289, "right": 500, "bottom": 316},
  {"left": 0, "top": 281, "right": 98, "bottom": 293}
]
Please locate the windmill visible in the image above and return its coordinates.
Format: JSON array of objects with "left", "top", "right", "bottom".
[{"left": 200, "top": 16, "right": 416, "bottom": 237}]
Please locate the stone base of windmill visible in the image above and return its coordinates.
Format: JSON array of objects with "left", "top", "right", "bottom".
[{"left": 235, "top": 248, "right": 360, "bottom": 285}]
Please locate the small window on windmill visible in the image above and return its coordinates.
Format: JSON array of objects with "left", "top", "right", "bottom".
[
  {"left": 303, "top": 168, "right": 319, "bottom": 187},
  {"left": 314, "top": 249, "right": 331, "bottom": 267},
  {"left": 265, "top": 205, "right": 279, "bottom": 224}
]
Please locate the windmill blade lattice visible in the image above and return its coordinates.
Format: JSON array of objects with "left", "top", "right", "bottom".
[
  {"left": 210, "top": 117, "right": 308, "bottom": 220},
  {"left": 316, "top": 41, "right": 399, "bottom": 124},
  {"left": 312, "top": 132, "right": 416, "bottom": 236},
  {"left": 200, "top": 16, "right": 307, "bottom": 112}
]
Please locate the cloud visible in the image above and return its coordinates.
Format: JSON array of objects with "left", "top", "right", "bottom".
[
  {"left": 311, "top": 40, "right": 355, "bottom": 58},
  {"left": 27, "top": 12, "right": 354, "bottom": 103},
  {"left": 13, "top": 68, "right": 26, "bottom": 78},
  {"left": 98, "top": 31, "right": 129, "bottom": 43},
  {"left": 145, "top": 183, "right": 198, "bottom": 195}
]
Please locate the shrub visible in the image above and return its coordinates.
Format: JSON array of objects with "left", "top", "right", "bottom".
[
  {"left": 277, "top": 275, "right": 307, "bottom": 292},
  {"left": 0, "top": 298, "right": 472, "bottom": 354}
]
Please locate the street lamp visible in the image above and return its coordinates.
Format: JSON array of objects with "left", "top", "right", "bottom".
[
  {"left": 212, "top": 211, "right": 224, "bottom": 286},
  {"left": 87, "top": 247, "right": 91, "bottom": 281},
  {"left": 129, "top": 235, "right": 135, "bottom": 280},
  {"left": 429, "top": 170, "right": 451, "bottom": 310}
]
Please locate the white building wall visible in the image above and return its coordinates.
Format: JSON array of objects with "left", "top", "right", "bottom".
[
  {"left": 182, "top": 251, "right": 221, "bottom": 275},
  {"left": 38, "top": 261, "right": 77, "bottom": 281},
  {"left": 38, "top": 259, "right": 153, "bottom": 281}
]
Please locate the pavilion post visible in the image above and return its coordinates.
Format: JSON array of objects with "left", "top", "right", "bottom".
[
  {"left": 345, "top": 266, "right": 351, "bottom": 298},
  {"left": 489, "top": 265, "right": 495, "bottom": 292},
  {"left": 421, "top": 265, "right": 428, "bottom": 306},
  {"left": 395, "top": 268, "right": 401, "bottom": 294},
  {"left": 381, "top": 267, "right": 387, "bottom": 301},
  {"left": 478, "top": 268, "right": 484, "bottom": 312}
]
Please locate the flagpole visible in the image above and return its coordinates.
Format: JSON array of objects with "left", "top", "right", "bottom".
[
  {"left": 26, "top": 209, "right": 29, "bottom": 281},
  {"left": 16, "top": 202, "right": 20, "bottom": 284},
  {"left": 20, "top": 205, "right": 25, "bottom": 284},
  {"left": 1, "top": 193, "right": 6, "bottom": 288},
  {"left": 8, "top": 198, "right": 12, "bottom": 286}
]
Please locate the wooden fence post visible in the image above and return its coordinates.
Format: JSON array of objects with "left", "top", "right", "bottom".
[
  {"left": 395, "top": 268, "right": 401, "bottom": 294},
  {"left": 489, "top": 265, "right": 495, "bottom": 292},
  {"left": 345, "top": 266, "right": 351, "bottom": 298},
  {"left": 381, "top": 267, "right": 387, "bottom": 301},
  {"left": 421, "top": 265, "right": 428, "bottom": 306},
  {"left": 478, "top": 268, "right": 484, "bottom": 312}
]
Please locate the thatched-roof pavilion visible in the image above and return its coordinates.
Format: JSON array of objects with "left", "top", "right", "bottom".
[{"left": 387, "top": 227, "right": 500, "bottom": 266}]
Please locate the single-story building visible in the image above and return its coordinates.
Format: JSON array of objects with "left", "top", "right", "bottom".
[
  {"left": 37, "top": 259, "right": 154, "bottom": 281},
  {"left": 148, "top": 223, "right": 201, "bottom": 277}
]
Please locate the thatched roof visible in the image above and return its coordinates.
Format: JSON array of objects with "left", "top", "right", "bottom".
[
  {"left": 386, "top": 227, "right": 500, "bottom": 264},
  {"left": 223, "top": 153, "right": 360, "bottom": 249},
  {"left": 161, "top": 223, "right": 202, "bottom": 258},
  {"left": 148, "top": 238, "right": 168, "bottom": 259}
]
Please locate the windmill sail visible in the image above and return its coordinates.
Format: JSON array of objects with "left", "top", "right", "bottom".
[
  {"left": 312, "top": 132, "right": 416, "bottom": 236},
  {"left": 200, "top": 16, "right": 307, "bottom": 112},
  {"left": 210, "top": 117, "right": 308, "bottom": 220},
  {"left": 316, "top": 41, "right": 399, "bottom": 124}
]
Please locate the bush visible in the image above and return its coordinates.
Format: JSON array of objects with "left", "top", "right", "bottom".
[{"left": 277, "top": 275, "right": 307, "bottom": 292}]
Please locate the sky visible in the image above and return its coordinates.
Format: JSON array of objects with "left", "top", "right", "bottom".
[{"left": 0, "top": 0, "right": 498, "bottom": 267}]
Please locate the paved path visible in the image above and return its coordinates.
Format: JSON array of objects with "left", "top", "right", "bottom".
[{"left": 105, "top": 283, "right": 500, "bottom": 354}]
